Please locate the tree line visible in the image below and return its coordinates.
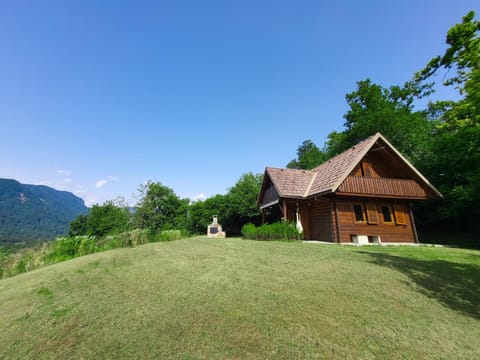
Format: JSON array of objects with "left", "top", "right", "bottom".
[
  {"left": 287, "top": 11, "right": 479, "bottom": 238},
  {"left": 68, "top": 173, "right": 264, "bottom": 238}
]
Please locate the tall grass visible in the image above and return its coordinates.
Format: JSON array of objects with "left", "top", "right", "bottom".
[
  {"left": 0, "top": 229, "right": 188, "bottom": 279},
  {"left": 152, "top": 229, "right": 185, "bottom": 242},
  {"left": 0, "top": 242, "right": 50, "bottom": 277}
]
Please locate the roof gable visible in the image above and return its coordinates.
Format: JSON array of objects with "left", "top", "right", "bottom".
[{"left": 308, "top": 133, "right": 378, "bottom": 196}]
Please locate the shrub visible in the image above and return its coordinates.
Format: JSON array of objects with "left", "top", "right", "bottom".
[
  {"left": 241, "top": 223, "right": 257, "bottom": 239},
  {"left": 99, "top": 235, "right": 123, "bottom": 250},
  {"left": 77, "top": 236, "right": 97, "bottom": 256},
  {"left": 46, "top": 236, "right": 97, "bottom": 263},
  {"left": 242, "top": 221, "right": 303, "bottom": 241},
  {"left": 117, "top": 229, "right": 151, "bottom": 247}
]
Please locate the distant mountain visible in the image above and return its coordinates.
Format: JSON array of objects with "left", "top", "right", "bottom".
[{"left": 0, "top": 179, "right": 88, "bottom": 244}]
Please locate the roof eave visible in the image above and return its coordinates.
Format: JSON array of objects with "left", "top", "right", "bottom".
[
  {"left": 305, "top": 189, "right": 334, "bottom": 199},
  {"left": 265, "top": 167, "right": 286, "bottom": 198}
]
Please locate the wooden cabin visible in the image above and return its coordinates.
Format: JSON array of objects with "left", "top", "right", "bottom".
[{"left": 257, "top": 133, "right": 442, "bottom": 244}]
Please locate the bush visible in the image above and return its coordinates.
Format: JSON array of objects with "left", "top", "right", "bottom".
[
  {"left": 77, "top": 236, "right": 97, "bottom": 256},
  {"left": 46, "top": 236, "right": 97, "bottom": 263},
  {"left": 241, "top": 221, "right": 303, "bottom": 241}
]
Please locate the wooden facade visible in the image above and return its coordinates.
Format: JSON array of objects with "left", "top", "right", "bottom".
[
  {"left": 276, "top": 197, "right": 417, "bottom": 243},
  {"left": 257, "top": 133, "right": 441, "bottom": 244},
  {"left": 333, "top": 198, "right": 416, "bottom": 243},
  {"left": 338, "top": 176, "right": 428, "bottom": 199}
]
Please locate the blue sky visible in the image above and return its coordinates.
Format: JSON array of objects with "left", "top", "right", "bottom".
[{"left": 0, "top": 0, "right": 476, "bottom": 206}]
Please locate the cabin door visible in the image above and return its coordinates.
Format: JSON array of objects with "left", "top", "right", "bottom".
[{"left": 309, "top": 199, "right": 333, "bottom": 242}]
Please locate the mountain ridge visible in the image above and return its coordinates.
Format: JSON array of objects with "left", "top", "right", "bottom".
[{"left": 0, "top": 178, "right": 88, "bottom": 243}]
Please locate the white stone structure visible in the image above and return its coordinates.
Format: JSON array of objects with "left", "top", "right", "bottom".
[{"left": 207, "top": 215, "right": 226, "bottom": 238}]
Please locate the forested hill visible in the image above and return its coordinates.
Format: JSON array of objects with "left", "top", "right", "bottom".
[{"left": 0, "top": 179, "right": 88, "bottom": 244}]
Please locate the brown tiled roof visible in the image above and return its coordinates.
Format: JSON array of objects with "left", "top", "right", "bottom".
[
  {"left": 307, "top": 133, "right": 378, "bottom": 195},
  {"left": 263, "top": 132, "right": 441, "bottom": 199},
  {"left": 265, "top": 167, "right": 316, "bottom": 198}
]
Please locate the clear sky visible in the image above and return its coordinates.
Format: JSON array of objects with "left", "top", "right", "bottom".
[{"left": 0, "top": 0, "right": 477, "bottom": 206}]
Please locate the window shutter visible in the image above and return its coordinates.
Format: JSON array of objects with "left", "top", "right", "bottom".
[
  {"left": 366, "top": 203, "right": 378, "bottom": 224},
  {"left": 394, "top": 207, "right": 406, "bottom": 225}
]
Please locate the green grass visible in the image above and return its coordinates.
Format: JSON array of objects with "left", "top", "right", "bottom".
[{"left": 1, "top": 237, "right": 479, "bottom": 359}]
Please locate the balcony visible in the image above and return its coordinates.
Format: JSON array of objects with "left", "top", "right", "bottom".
[{"left": 337, "top": 176, "right": 429, "bottom": 199}]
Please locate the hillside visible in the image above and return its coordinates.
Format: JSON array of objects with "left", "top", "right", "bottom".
[
  {"left": 0, "top": 237, "right": 479, "bottom": 359},
  {"left": 0, "top": 179, "right": 88, "bottom": 244}
]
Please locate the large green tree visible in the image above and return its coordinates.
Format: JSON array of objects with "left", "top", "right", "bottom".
[
  {"left": 134, "top": 181, "right": 189, "bottom": 231},
  {"left": 187, "top": 173, "right": 263, "bottom": 235},
  {"left": 413, "top": 11, "right": 480, "bottom": 226},
  {"left": 187, "top": 194, "right": 228, "bottom": 234},
  {"left": 223, "top": 172, "right": 263, "bottom": 234},
  {"left": 68, "top": 214, "right": 88, "bottom": 236},
  {"left": 287, "top": 79, "right": 433, "bottom": 169},
  {"left": 287, "top": 140, "right": 327, "bottom": 170},
  {"left": 332, "top": 79, "right": 432, "bottom": 162},
  {"left": 68, "top": 200, "right": 131, "bottom": 237}
]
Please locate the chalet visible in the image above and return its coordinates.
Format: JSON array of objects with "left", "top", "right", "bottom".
[{"left": 257, "top": 133, "right": 442, "bottom": 244}]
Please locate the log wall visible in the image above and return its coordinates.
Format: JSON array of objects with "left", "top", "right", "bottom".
[
  {"left": 309, "top": 198, "right": 334, "bottom": 242},
  {"left": 334, "top": 198, "right": 416, "bottom": 243}
]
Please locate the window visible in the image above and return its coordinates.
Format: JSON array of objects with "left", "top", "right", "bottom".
[
  {"left": 354, "top": 204, "right": 366, "bottom": 222},
  {"left": 382, "top": 204, "right": 408, "bottom": 225},
  {"left": 381, "top": 205, "right": 394, "bottom": 223},
  {"left": 354, "top": 203, "right": 378, "bottom": 224}
]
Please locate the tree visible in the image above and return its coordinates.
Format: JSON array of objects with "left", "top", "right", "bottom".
[
  {"left": 284, "top": 11, "right": 479, "bottom": 242},
  {"left": 287, "top": 140, "right": 327, "bottom": 169},
  {"left": 134, "top": 181, "right": 189, "bottom": 231},
  {"left": 413, "top": 11, "right": 480, "bottom": 227},
  {"left": 86, "top": 202, "right": 131, "bottom": 237},
  {"left": 68, "top": 201, "right": 131, "bottom": 237},
  {"left": 415, "top": 12, "right": 479, "bottom": 98},
  {"left": 289, "top": 79, "right": 432, "bottom": 169},
  {"left": 223, "top": 172, "right": 263, "bottom": 234},
  {"left": 323, "top": 131, "right": 349, "bottom": 159},
  {"left": 187, "top": 194, "right": 228, "bottom": 234},
  {"left": 68, "top": 214, "right": 88, "bottom": 236},
  {"left": 187, "top": 173, "right": 263, "bottom": 235},
  {"left": 338, "top": 79, "right": 432, "bottom": 163}
]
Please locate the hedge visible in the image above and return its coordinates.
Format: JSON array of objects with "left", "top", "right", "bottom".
[{"left": 241, "top": 221, "right": 302, "bottom": 241}]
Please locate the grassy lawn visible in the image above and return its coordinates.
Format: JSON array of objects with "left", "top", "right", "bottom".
[{"left": 0, "top": 237, "right": 479, "bottom": 359}]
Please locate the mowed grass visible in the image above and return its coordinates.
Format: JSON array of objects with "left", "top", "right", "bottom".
[{"left": 1, "top": 237, "right": 479, "bottom": 359}]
